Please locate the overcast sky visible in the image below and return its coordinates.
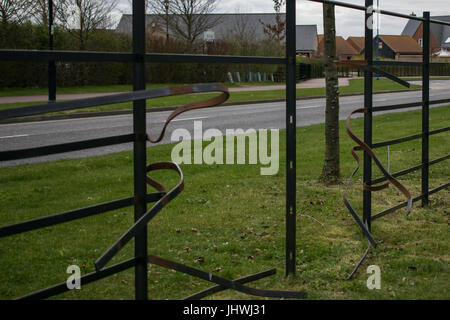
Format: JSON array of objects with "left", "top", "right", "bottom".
[{"left": 115, "top": 0, "right": 449, "bottom": 38}]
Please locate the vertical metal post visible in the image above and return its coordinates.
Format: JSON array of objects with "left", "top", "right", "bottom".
[
  {"left": 132, "top": 0, "right": 148, "bottom": 300},
  {"left": 285, "top": 0, "right": 297, "bottom": 277},
  {"left": 363, "top": 0, "right": 374, "bottom": 231},
  {"left": 422, "top": 12, "right": 430, "bottom": 207},
  {"left": 48, "top": 0, "right": 56, "bottom": 103}
]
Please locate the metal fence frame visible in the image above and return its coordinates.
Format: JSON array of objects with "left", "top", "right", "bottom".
[
  {"left": 0, "top": 0, "right": 300, "bottom": 300},
  {"left": 311, "top": 0, "right": 450, "bottom": 262}
]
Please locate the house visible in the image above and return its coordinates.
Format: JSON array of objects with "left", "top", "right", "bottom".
[
  {"left": 115, "top": 13, "right": 286, "bottom": 42},
  {"left": 347, "top": 36, "right": 364, "bottom": 54},
  {"left": 373, "top": 35, "right": 423, "bottom": 61},
  {"left": 401, "top": 15, "right": 450, "bottom": 56},
  {"left": 295, "top": 25, "right": 318, "bottom": 58},
  {"left": 316, "top": 35, "right": 359, "bottom": 60}
]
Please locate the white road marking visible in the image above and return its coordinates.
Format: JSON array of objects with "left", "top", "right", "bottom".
[
  {"left": 297, "top": 105, "right": 322, "bottom": 109},
  {"left": 167, "top": 116, "right": 208, "bottom": 122},
  {"left": 0, "top": 134, "right": 29, "bottom": 139}
]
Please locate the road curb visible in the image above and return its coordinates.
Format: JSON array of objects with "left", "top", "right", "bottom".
[{"left": 0, "top": 88, "right": 420, "bottom": 125}]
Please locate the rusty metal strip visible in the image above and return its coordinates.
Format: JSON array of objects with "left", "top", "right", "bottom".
[
  {"left": 343, "top": 108, "right": 413, "bottom": 277},
  {"left": 148, "top": 255, "right": 307, "bottom": 299}
]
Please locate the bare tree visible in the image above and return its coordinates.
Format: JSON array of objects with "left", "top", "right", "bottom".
[
  {"left": 0, "top": 0, "right": 33, "bottom": 24},
  {"left": 320, "top": 3, "right": 340, "bottom": 184},
  {"left": 56, "top": 0, "right": 118, "bottom": 50},
  {"left": 259, "top": 0, "right": 285, "bottom": 43},
  {"left": 148, "top": 0, "right": 220, "bottom": 50}
]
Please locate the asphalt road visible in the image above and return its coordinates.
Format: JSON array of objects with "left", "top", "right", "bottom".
[{"left": 1, "top": 87, "right": 449, "bottom": 167}]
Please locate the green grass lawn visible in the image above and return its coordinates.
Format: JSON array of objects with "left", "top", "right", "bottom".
[
  {"left": 0, "top": 105, "right": 448, "bottom": 300},
  {"left": 0, "top": 78, "right": 420, "bottom": 116}
]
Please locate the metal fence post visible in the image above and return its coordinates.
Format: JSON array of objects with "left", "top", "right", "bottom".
[
  {"left": 285, "top": 0, "right": 297, "bottom": 277},
  {"left": 363, "top": 0, "right": 374, "bottom": 231},
  {"left": 132, "top": 0, "right": 148, "bottom": 300},
  {"left": 422, "top": 12, "right": 430, "bottom": 207}
]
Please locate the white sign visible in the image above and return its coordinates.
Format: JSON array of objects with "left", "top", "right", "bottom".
[{"left": 204, "top": 30, "right": 215, "bottom": 42}]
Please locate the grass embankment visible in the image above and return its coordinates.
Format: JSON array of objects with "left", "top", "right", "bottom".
[
  {"left": 0, "top": 78, "right": 420, "bottom": 116},
  {"left": 0, "top": 106, "right": 448, "bottom": 300}
]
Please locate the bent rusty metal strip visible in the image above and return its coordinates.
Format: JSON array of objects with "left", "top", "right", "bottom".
[
  {"left": 95, "top": 83, "right": 228, "bottom": 271},
  {"left": 344, "top": 108, "right": 413, "bottom": 277},
  {"left": 95, "top": 162, "right": 184, "bottom": 271},
  {"left": 0, "top": 83, "right": 229, "bottom": 120},
  {"left": 148, "top": 255, "right": 307, "bottom": 299}
]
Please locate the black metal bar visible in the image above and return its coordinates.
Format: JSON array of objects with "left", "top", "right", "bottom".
[
  {"left": 363, "top": 0, "right": 374, "bottom": 231},
  {"left": 0, "top": 49, "right": 285, "bottom": 65},
  {"left": 365, "top": 66, "right": 411, "bottom": 88},
  {"left": 372, "top": 133, "right": 422, "bottom": 148},
  {"left": 48, "top": 0, "right": 56, "bottom": 103},
  {"left": 146, "top": 53, "right": 285, "bottom": 65},
  {"left": 0, "top": 84, "right": 226, "bottom": 121},
  {"left": 0, "top": 134, "right": 135, "bottom": 161},
  {"left": 430, "top": 126, "right": 450, "bottom": 136},
  {"left": 18, "top": 258, "right": 137, "bottom": 300},
  {"left": 372, "top": 98, "right": 450, "bottom": 112},
  {"left": 0, "top": 89, "right": 167, "bottom": 120},
  {"left": 309, "top": 0, "right": 450, "bottom": 26},
  {"left": 132, "top": 0, "right": 148, "bottom": 300},
  {"left": 0, "top": 193, "right": 164, "bottom": 238},
  {"left": 182, "top": 269, "right": 277, "bottom": 300},
  {"left": 372, "top": 181, "right": 450, "bottom": 221},
  {"left": 285, "top": 0, "right": 297, "bottom": 277},
  {"left": 147, "top": 255, "right": 307, "bottom": 299},
  {"left": 422, "top": 12, "right": 431, "bottom": 208},
  {"left": 371, "top": 154, "right": 450, "bottom": 185},
  {"left": 0, "top": 49, "right": 135, "bottom": 62}
]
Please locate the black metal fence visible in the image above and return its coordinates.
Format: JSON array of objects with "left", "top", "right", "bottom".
[
  {"left": 0, "top": 0, "right": 301, "bottom": 300},
  {"left": 310, "top": 0, "right": 450, "bottom": 273}
]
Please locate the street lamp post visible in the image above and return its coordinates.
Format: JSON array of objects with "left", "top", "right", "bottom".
[
  {"left": 164, "top": 0, "right": 169, "bottom": 41},
  {"left": 48, "top": 0, "right": 56, "bottom": 102}
]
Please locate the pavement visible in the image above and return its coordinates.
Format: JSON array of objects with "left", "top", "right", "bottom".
[{"left": 0, "top": 78, "right": 352, "bottom": 104}]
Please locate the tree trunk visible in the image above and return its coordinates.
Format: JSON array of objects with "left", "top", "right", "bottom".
[{"left": 320, "top": 3, "right": 340, "bottom": 184}]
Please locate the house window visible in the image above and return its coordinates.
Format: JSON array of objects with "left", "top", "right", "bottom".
[{"left": 418, "top": 38, "right": 423, "bottom": 47}]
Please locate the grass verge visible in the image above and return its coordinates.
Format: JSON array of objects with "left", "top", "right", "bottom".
[{"left": 0, "top": 105, "right": 448, "bottom": 300}]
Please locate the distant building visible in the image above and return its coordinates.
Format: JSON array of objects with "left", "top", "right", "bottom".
[
  {"left": 374, "top": 35, "right": 423, "bottom": 61},
  {"left": 295, "top": 25, "right": 318, "bottom": 58},
  {"left": 401, "top": 15, "right": 450, "bottom": 56},
  {"left": 316, "top": 35, "right": 359, "bottom": 60},
  {"left": 347, "top": 37, "right": 364, "bottom": 54}
]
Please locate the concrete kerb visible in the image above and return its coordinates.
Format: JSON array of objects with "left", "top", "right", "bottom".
[{"left": 0, "top": 88, "right": 421, "bottom": 125}]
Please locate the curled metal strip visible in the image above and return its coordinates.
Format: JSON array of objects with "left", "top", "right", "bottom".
[
  {"left": 95, "top": 162, "right": 184, "bottom": 271},
  {"left": 96, "top": 83, "right": 228, "bottom": 271},
  {"left": 344, "top": 108, "right": 413, "bottom": 277}
]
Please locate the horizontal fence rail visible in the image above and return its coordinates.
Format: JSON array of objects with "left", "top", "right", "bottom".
[
  {"left": 309, "top": 0, "right": 450, "bottom": 26},
  {"left": 0, "top": 49, "right": 285, "bottom": 65}
]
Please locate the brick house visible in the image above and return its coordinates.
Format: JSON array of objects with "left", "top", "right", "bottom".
[{"left": 401, "top": 15, "right": 450, "bottom": 56}]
